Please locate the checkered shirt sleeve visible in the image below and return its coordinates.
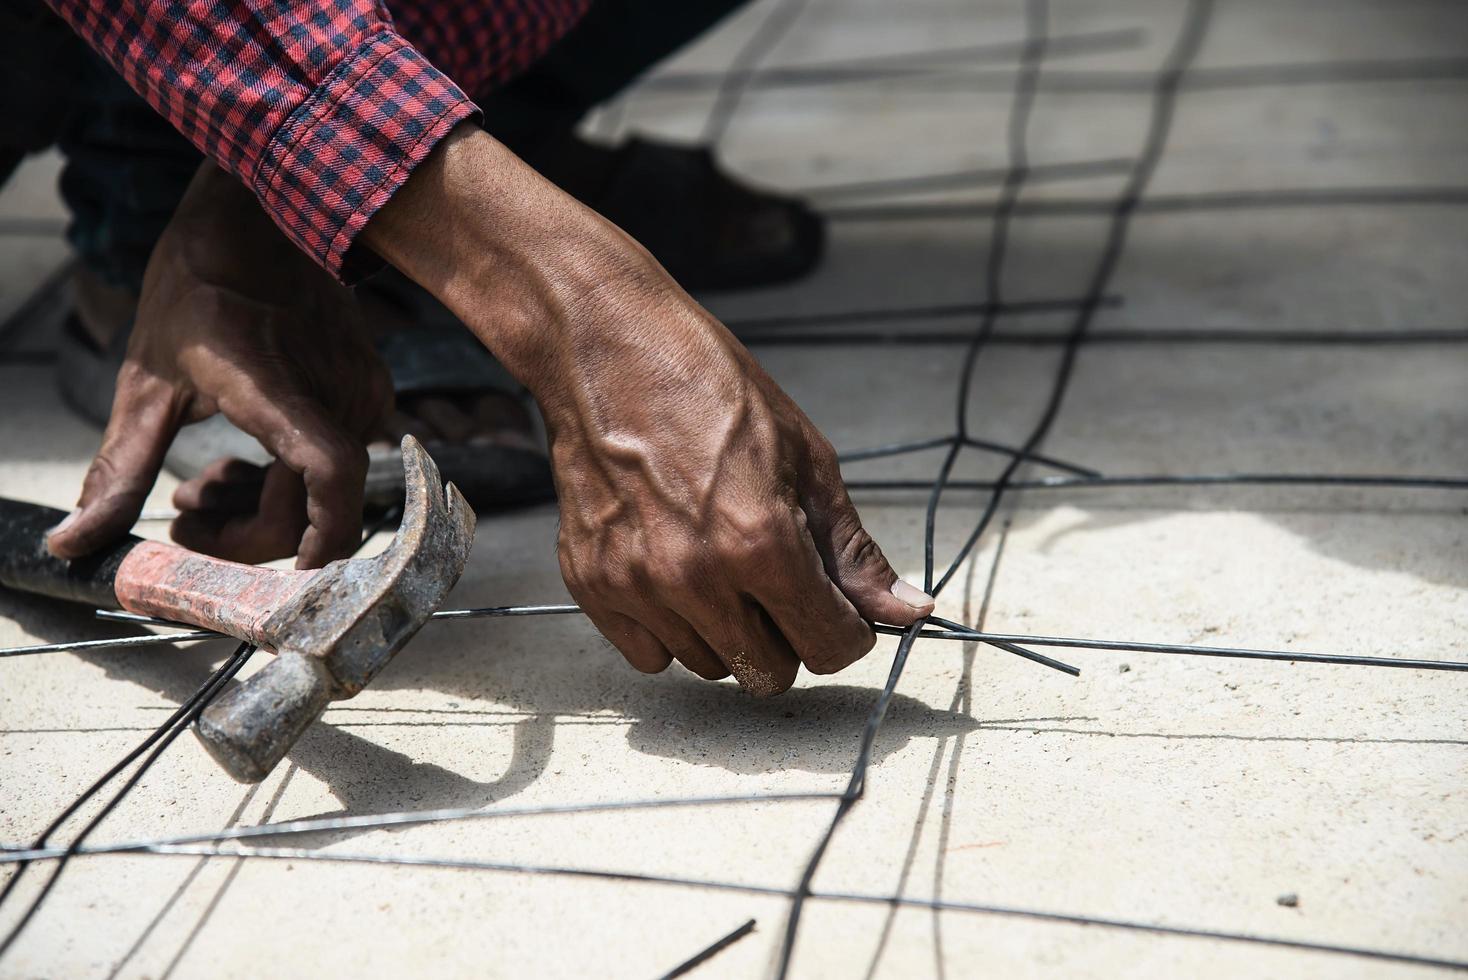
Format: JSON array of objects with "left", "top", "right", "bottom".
[{"left": 44, "top": 0, "right": 481, "bottom": 279}]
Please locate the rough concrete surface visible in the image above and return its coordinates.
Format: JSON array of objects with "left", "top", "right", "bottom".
[{"left": 1, "top": 0, "right": 1465, "bottom": 977}]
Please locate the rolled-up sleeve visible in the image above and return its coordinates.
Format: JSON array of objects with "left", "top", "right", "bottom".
[{"left": 44, "top": 0, "right": 479, "bottom": 279}]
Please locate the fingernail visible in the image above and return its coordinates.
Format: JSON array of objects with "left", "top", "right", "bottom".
[
  {"left": 890, "top": 578, "right": 934, "bottom": 609},
  {"left": 46, "top": 508, "right": 81, "bottom": 539}
]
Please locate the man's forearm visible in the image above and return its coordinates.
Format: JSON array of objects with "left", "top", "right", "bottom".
[
  {"left": 363, "top": 120, "right": 932, "bottom": 694},
  {"left": 362, "top": 124, "right": 656, "bottom": 402}
]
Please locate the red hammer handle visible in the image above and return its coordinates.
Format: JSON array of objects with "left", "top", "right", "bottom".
[{"left": 114, "top": 541, "right": 312, "bottom": 648}]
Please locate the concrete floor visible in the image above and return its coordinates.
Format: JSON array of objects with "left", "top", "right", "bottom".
[{"left": 1, "top": 0, "right": 1465, "bottom": 977}]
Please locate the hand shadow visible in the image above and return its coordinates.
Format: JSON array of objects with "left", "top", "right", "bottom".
[{"left": 2, "top": 588, "right": 979, "bottom": 833}]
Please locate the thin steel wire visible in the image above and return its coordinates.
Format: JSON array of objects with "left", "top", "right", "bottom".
[
  {"left": 641, "top": 27, "right": 1144, "bottom": 94},
  {"left": 801, "top": 157, "right": 1133, "bottom": 202},
  {"left": 660, "top": 918, "right": 758, "bottom": 978},
  {"left": 777, "top": 0, "right": 1219, "bottom": 971},
  {"left": 739, "top": 326, "right": 1468, "bottom": 347},
  {"left": 0, "top": 629, "right": 221, "bottom": 658},
  {"left": 2, "top": 0, "right": 1465, "bottom": 972},
  {"left": 720, "top": 293, "right": 1123, "bottom": 333},
  {"left": 844, "top": 472, "right": 1468, "bottom": 492},
  {"left": 62, "top": 607, "right": 1468, "bottom": 673},
  {"left": 0, "top": 642, "right": 255, "bottom": 956},
  {"left": 0, "top": 792, "right": 845, "bottom": 863},
  {"left": 836, "top": 432, "right": 1099, "bottom": 477},
  {"left": 700, "top": 0, "right": 809, "bottom": 145},
  {"left": 83, "top": 844, "right": 1465, "bottom": 972},
  {"left": 642, "top": 51, "right": 1468, "bottom": 98},
  {"left": 745, "top": 54, "right": 1468, "bottom": 96},
  {"left": 984, "top": 55, "right": 1468, "bottom": 93},
  {"left": 778, "top": 0, "right": 1059, "bottom": 970},
  {"left": 89, "top": 605, "right": 1078, "bottom": 675},
  {"left": 826, "top": 185, "right": 1468, "bottom": 223},
  {"left": 0, "top": 511, "right": 396, "bottom": 952}
]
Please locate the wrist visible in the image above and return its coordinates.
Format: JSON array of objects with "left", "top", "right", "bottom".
[{"left": 362, "top": 125, "right": 659, "bottom": 402}]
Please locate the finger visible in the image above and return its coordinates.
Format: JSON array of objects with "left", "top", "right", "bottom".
[
  {"left": 559, "top": 537, "right": 674, "bottom": 675},
  {"left": 581, "top": 602, "right": 674, "bottom": 675},
  {"left": 800, "top": 436, "right": 934, "bottom": 626},
  {"left": 631, "top": 604, "right": 730, "bottom": 681},
  {"left": 215, "top": 389, "right": 366, "bottom": 569},
  {"left": 749, "top": 524, "right": 875, "bottom": 675},
  {"left": 171, "top": 460, "right": 308, "bottom": 563},
  {"left": 47, "top": 365, "right": 181, "bottom": 559},
  {"left": 686, "top": 596, "right": 800, "bottom": 698},
  {"left": 172, "top": 457, "right": 267, "bottom": 515}
]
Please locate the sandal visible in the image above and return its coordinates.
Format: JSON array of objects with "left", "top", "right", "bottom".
[
  {"left": 56, "top": 313, "right": 555, "bottom": 512},
  {"left": 365, "top": 327, "right": 553, "bottom": 510}
]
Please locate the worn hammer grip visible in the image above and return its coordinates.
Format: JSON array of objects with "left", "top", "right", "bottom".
[
  {"left": 194, "top": 651, "right": 334, "bottom": 783},
  {"left": 0, "top": 498, "right": 138, "bottom": 608}
]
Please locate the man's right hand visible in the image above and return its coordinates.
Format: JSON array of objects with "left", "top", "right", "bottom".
[
  {"left": 366, "top": 126, "right": 934, "bottom": 695},
  {"left": 46, "top": 163, "right": 392, "bottom": 569}
]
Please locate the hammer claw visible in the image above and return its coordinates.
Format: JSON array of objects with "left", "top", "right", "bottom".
[{"left": 194, "top": 436, "right": 477, "bottom": 782}]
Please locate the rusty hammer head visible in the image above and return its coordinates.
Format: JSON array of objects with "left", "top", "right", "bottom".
[{"left": 192, "top": 437, "right": 476, "bottom": 782}]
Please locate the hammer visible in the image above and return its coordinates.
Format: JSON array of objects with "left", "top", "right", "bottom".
[{"left": 0, "top": 436, "right": 476, "bottom": 782}]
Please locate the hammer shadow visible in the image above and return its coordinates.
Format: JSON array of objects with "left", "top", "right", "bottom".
[
  {"left": 0, "top": 592, "right": 557, "bottom": 833},
  {"left": 273, "top": 710, "right": 556, "bottom": 848}
]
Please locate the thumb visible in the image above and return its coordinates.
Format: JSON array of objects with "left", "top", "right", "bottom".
[
  {"left": 47, "top": 365, "right": 181, "bottom": 559},
  {"left": 801, "top": 461, "right": 934, "bottom": 626}
]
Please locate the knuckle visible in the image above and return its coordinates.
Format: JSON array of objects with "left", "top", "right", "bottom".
[
  {"left": 646, "top": 543, "right": 701, "bottom": 594},
  {"left": 805, "top": 628, "right": 876, "bottom": 675},
  {"left": 836, "top": 523, "right": 886, "bottom": 573},
  {"left": 802, "top": 428, "right": 843, "bottom": 482},
  {"left": 647, "top": 565, "right": 690, "bottom": 596},
  {"left": 557, "top": 553, "right": 588, "bottom": 598},
  {"left": 606, "top": 625, "right": 671, "bottom": 674},
  {"left": 602, "top": 560, "right": 639, "bottom": 598},
  {"left": 85, "top": 453, "right": 146, "bottom": 499},
  {"left": 84, "top": 450, "right": 123, "bottom": 488},
  {"left": 807, "top": 429, "right": 839, "bottom": 467},
  {"left": 309, "top": 439, "right": 368, "bottom": 488},
  {"left": 559, "top": 539, "right": 633, "bottom": 602},
  {"left": 720, "top": 511, "right": 788, "bottom": 573},
  {"left": 113, "top": 359, "right": 151, "bottom": 392},
  {"left": 564, "top": 566, "right": 604, "bottom": 601},
  {"left": 578, "top": 560, "right": 634, "bottom": 602}
]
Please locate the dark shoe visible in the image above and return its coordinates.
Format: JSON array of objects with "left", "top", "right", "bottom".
[{"left": 535, "top": 135, "right": 825, "bottom": 292}]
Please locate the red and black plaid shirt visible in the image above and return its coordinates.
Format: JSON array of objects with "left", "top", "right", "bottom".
[{"left": 45, "top": 0, "right": 592, "bottom": 278}]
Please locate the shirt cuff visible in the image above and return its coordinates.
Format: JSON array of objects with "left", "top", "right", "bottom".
[{"left": 254, "top": 29, "right": 479, "bottom": 282}]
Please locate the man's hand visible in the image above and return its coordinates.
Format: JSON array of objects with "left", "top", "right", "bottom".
[
  {"left": 46, "top": 164, "right": 391, "bottom": 569},
  {"left": 367, "top": 126, "right": 934, "bottom": 694}
]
